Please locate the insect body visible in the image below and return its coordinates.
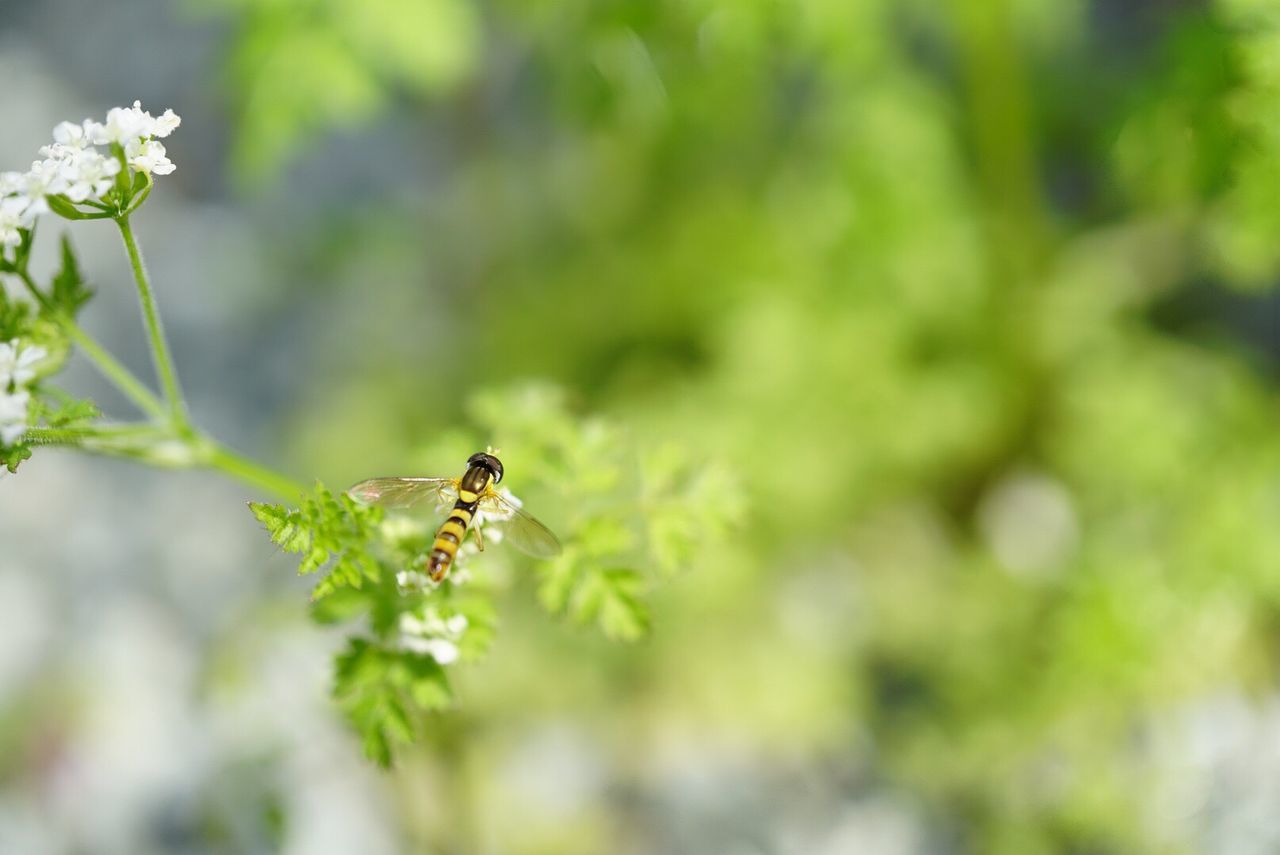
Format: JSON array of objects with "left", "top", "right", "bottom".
[{"left": 347, "top": 452, "right": 561, "bottom": 582}]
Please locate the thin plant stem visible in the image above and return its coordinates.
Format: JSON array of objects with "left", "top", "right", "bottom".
[
  {"left": 200, "top": 441, "right": 307, "bottom": 500},
  {"left": 116, "top": 214, "right": 190, "bottom": 433},
  {"left": 15, "top": 269, "right": 168, "bottom": 421},
  {"left": 26, "top": 423, "right": 304, "bottom": 501}
]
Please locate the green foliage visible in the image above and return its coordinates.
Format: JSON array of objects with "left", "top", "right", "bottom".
[
  {"left": 49, "top": 235, "right": 93, "bottom": 317},
  {"left": 0, "top": 292, "right": 31, "bottom": 352},
  {"left": 251, "top": 485, "right": 382, "bottom": 599},
  {"left": 206, "top": 0, "right": 479, "bottom": 177},
  {"left": 5, "top": 1, "right": 1280, "bottom": 850},
  {"left": 210, "top": 0, "right": 1280, "bottom": 848},
  {"left": 569, "top": 567, "right": 649, "bottom": 642},
  {"left": 333, "top": 638, "right": 452, "bottom": 767},
  {"left": 28, "top": 394, "right": 100, "bottom": 430},
  {"left": 0, "top": 444, "right": 31, "bottom": 473},
  {"left": 252, "top": 385, "right": 739, "bottom": 763}
]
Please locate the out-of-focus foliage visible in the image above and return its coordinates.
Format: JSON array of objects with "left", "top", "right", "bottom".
[
  {"left": 212, "top": 0, "right": 1280, "bottom": 850},
  {"left": 1, "top": 0, "right": 1278, "bottom": 852},
  {"left": 206, "top": 0, "right": 479, "bottom": 176}
]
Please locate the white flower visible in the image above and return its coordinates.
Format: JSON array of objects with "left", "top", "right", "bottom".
[
  {"left": 398, "top": 608, "right": 469, "bottom": 665},
  {"left": 86, "top": 100, "right": 180, "bottom": 146},
  {"left": 51, "top": 121, "right": 91, "bottom": 149},
  {"left": 0, "top": 196, "right": 28, "bottom": 248},
  {"left": 0, "top": 389, "right": 31, "bottom": 446},
  {"left": 400, "top": 637, "right": 460, "bottom": 665},
  {"left": 55, "top": 148, "right": 121, "bottom": 203},
  {"left": 396, "top": 569, "right": 434, "bottom": 591},
  {"left": 86, "top": 101, "right": 152, "bottom": 145},
  {"left": 152, "top": 109, "right": 181, "bottom": 138},
  {"left": 16, "top": 160, "right": 58, "bottom": 214},
  {"left": 0, "top": 340, "right": 47, "bottom": 387},
  {"left": 0, "top": 172, "right": 23, "bottom": 195},
  {"left": 126, "top": 138, "right": 174, "bottom": 176}
]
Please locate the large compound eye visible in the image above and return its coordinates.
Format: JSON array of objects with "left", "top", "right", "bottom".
[{"left": 467, "top": 452, "right": 504, "bottom": 483}]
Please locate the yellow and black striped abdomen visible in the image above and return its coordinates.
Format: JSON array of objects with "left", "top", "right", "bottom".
[
  {"left": 425, "top": 464, "right": 492, "bottom": 582},
  {"left": 426, "top": 502, "right": 476, "bottom": 581}
]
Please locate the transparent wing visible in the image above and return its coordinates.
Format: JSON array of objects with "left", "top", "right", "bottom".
[
  {"left": 347, "top": 477, "right": 457, "bottom": 509},
  {"left": 479, "top": 492, "right": 562, "bottom": 559}
]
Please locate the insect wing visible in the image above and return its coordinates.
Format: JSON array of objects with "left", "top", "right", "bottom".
[
  {"left": 480, "top": 493, "right": 562, "bottom": 558},
  {"left": 347, "top": 477, "right": 457, "bottom": 509}
]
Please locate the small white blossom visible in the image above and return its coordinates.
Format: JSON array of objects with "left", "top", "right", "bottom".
[
  {"left": 87, "top": 101, "right": 150, "bottom": 146},
  {"left": 0, "top": 341, "right": 46, "bottom": 447},
  {"left": 86, "top": 101, "right": 181, "bottom": 146},
  {"left": 126, "top": 138, "right": 174, "bottom": 176},
  {"left": 399, "top": 608, "right": 469, "bottom": 665},
  {"left": 0, "top": 172, "right": 23, "bottom": 195},
  {"left": 0, "top": 196, "right": 28, "bottom": 248},
  {"left": 0, "top": 341, "right": 47, "bottom": 388},
  {"left": 152, "top": 109, "right": 181, "bottom": 138},
  {"left": 15, "top": 160, "right": 58, "bottom": 215},
  {"left": 56, "top": 148, "right": 122, "bottom": 203},
  {"left": 0, "top": 389, "right": 31, "bottom": 446},
  {"left": 51, "top": 121, "right": 91, "bottom": 149},
  {"left": 396, "top": 569, "right": 434, "bottom": 591},
  {"left": 400, "top": 637, "right": 460, "bottom": 665}
]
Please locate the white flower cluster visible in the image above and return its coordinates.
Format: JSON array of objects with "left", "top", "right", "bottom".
[
  {"left": 0, "top": 101, "right": 180, "bottom": 250},
  {"left": 399, "top": 608, "right": 469, "bottom": 665},
  {"left": 0, "top": 340, "right": 47, "bottom": 446}
]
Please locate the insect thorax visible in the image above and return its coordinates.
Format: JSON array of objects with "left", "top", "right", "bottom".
[{"left": 459, "top": 465, "right": 491, "bottom": 496}]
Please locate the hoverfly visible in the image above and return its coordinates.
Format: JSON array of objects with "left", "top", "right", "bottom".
[{"left": 347, "top": 452, "right": 561, "bottom": 582}]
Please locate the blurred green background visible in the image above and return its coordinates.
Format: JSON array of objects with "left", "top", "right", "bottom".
[{"left": 2, "top": 0, "right": 1280, "bottom": 853}]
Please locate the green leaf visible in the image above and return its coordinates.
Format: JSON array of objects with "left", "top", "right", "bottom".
[
  {"left": 0, "top": 288, "right": 32, "bottom": 342},
  {"left": 1, "top": 444, "right": 32, "bottom": 473},
  {"left": 12, "top": 226, "right": 35, "bottom": 270},
  {"left": 44, "top": 195, "right": 99, "bottom": 221},
  {"left": 30, "top": 393, "right": 99, "bottom": 430},
  {"left": 249, "top": 502, "right": 310, "bottom": 553},
  {"left": 577, "top": 516, "right": 636, "bottom": 558},
  {"left": 452, "top": 598, "right": 498, "bottom": 662},
  {"left": 49, "top": 235, "right": 92, "bottom": 317},
  {"left": 538, "top": 550, "right": 583, "bottom": 614},
  {"left": 571, "top": 568, "right": 650, "bottom": 642},
  {"left": 299, "top": 544, "right": 331, "bottom": 575},
  {"left": 309, "top": 585, "right": 371, "bottom": 625},
  {"left": 333, "top": 639, "right": 453, "bottom": 767},
  {"left": 397, "top": 654, "right": 452, "bottom": 710}
]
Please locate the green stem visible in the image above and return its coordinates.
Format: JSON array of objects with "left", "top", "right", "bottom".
[
  {"left": 26, "top": 423, "right": 304, "bottom": 500},
  {"left": 200, "top": 440, "right": 307, "bottom": 500},
  {"left": 117, "top": 214, "right": 190, "bottom": 433},
  {"left": 953, "top": 0, "right": 1049, "bottom": 285},
  {"left": 22, "top": 423, "right": 165, "bottom": 450},
  {"left": 15, "top": 270, "right": 168, "bottom": 421}
]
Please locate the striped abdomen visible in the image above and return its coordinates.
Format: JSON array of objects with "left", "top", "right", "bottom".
[{"left": 426, "top": 465, "right": 491, "bottom": 582}]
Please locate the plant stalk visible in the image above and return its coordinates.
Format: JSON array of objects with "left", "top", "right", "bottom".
[{"left": 116, "top": 214, "right": 190, "bottom": 433}]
